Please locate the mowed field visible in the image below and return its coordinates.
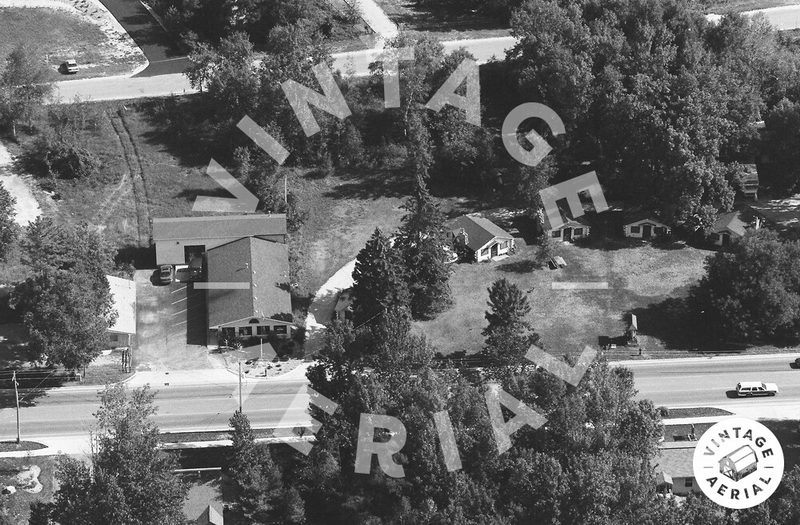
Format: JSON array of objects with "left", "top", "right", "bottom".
[
  {"left": 0, "top": 7, "right": 137, "bottom": 80},
  {"left": 414, "top": 239, "right": 714, "bottom": 358}
]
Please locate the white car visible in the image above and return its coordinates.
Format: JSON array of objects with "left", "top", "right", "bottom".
[{"left": 736, "top": 381, "right": 778, "bottom": 397}]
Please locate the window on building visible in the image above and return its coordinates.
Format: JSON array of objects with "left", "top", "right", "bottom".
[
  {"left": 574, "top": 228, "right": 583, "bottom": 236},
  {"left": 630, "top": 225, "right": 640, "bottom": 234},
  {"left": 481, "top": 247, "right": 489, "bottom": 256},
  {"left": 552, "top": 230, "right": 561, "bottom": 238},
  {"left": 710, "top": 233, "right": 720, "bottom": 241},
  {"left": 685, "top": 478, "right": 694, "bottom": 488},
  {"left": 221, "top": 327, "right": 235, "bottom": 340},
  {"left": 256, "top": 326, "right": 270, "bottom": 335},
  {"left": 499, "top": 241, "right": 507, "bottom": 249},
  {"left": 239, "top": 326, "right": 252, "bottom": 336},
  {"left": 274, "top": 325, "right": 288, "bottom": 335}
]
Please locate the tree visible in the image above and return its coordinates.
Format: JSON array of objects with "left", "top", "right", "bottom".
[
  {"left": 228, "top": 410, "right": 292, "bottom": 523},
  {"left": 0, "top": 44, "right": 52, "bottom": 138},
  {"left": 760, "top": 99, "right": 800, "bottom": 195},
  {"left": 0, "top": 182, "right": 17, "bottom": 260},
  {"left": 50, "top": 385, "right": 187, "bottom": 525},
  {"left": 483, "top": 278, "right": 531, "bottom": 337},
  {"left": 11, "top": 220, "right": 116, "bottom": 369},
  {"left": 396, "top": 176, "right": 452, "bottom": 320},
  {"left": 690, "top": 229, "right": 800, "bottom": 341},
  {"left": 351, "top": 228, "right": 410, "bottom": 324}
]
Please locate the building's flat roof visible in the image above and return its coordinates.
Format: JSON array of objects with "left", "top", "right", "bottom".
[
  {"left": 106, "top": 275, "right": 136, "bottom": 334},
  {"left": 206, "top": 237, "right": 292, "bottom": 328},
  {"left": 152, "top": 214, "right": 286, "bottom": 241}
]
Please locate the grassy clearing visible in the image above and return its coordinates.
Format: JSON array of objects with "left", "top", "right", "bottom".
[
  {"left": 375, "top": 0, "right": 509, "bottom": 35},
  {"left": 662, "top": 407, "right": 733, "bottom": 419},
  {"left": 414, "top": 238, "right": 714, "bottom": 358},
  {"left": 701, "top": 0, "right": 800, "bottom": 13},
  {"left": 0, "top": 7, "right": 138, "bottom": 81}
]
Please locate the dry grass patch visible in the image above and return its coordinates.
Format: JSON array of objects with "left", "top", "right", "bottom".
[{"left": 415, "top": 240, "right": 714, "bottom": 357}]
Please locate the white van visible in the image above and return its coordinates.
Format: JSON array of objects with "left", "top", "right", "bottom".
[{"left": 736, "top": 381, "right": 778, "bottom": 397}]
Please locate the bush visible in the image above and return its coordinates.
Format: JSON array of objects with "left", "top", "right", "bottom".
[{"left": 25, "top": 134, "right": 101, "bottom": 180}]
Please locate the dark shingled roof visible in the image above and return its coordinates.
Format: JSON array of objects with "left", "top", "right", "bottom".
[
  {"left": 206, "top": 237, "right": 292, "bottom": 328},
  {"left": 711, "top": 211, "right": 749, "bottom": 237},
  {"left": 152, "top": 214, "right": 286, "bottom": 241},
  {"left": 652, "top": 445, "right": 695, "bottom": 479},
  {"left": 448, "top": 215, "right": 514, "bottom": 252}
]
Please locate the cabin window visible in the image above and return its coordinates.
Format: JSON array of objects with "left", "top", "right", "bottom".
[
  {"left": 685, "top": 478, "right": 693, "bottom": 488},
  {"left": 574, "top": 228, "right": 584, "bottom": 236},
  {"left": 630, "top": 226, "right": 640, "bottom": 234},
  {"left": 499, "top": 241, "right": 508, "bottom": 249},
  {"left": 249, "top": 318, "right": 260, "bottom": 324},
  {"left": 551, "top": 230, "right": 561, "bottom": 238},
  {"left": 274, "top": 325, "right": 288, "bottom": 335},
  {"left": 480, "top": 247, "right": 489, "bottom": 256},
  {"left": 257, "top": 326, "right": 270, "bottom": 335},
  {"left": 239, "top": 326, "right": 253, "bottom": 336},
  {"left": 710, "top": 233, "right": 720, "bottom": 241}
]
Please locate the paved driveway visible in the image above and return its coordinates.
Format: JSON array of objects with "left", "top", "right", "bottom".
[
  {"left": 134, "top": 270, "right": 218, "bottom": 371},
  {"left": 98, "top": 0, "right": 189, "bottom": 76}
]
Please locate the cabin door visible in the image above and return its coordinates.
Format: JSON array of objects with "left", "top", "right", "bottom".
[{"left": 642, "top": 225, "right": 652, "bottom": 239}]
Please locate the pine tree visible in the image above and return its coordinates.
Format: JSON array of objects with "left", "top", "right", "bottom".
[
  {"left": 484, "top": 278, "right": 532, "bottom": 337},
  {"left": 228, "top": 410, "right": 286, "bottom": 524},
  {"left": 351, "top": 228, "right": 410, "bottom": 325},
  {"left": 397, "top": 175, "right": 452, "bottom": 320}
]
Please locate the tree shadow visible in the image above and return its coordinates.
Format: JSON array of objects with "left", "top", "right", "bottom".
[
  {"left": 628, "top": 297, "right": 700, "bottom": 351},
  {"left": 116, "top": 245, "right": 156, "bottom": 270},
  {"left": 496, "top": 258, "right": 540, "bottom": 273},
  {"left": 320, "top": 167, "right": 413, "bottom": 201}
]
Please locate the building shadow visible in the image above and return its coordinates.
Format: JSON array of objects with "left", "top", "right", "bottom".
[{"left": 186, "top": 283, "right": 208, "bottom": 346}]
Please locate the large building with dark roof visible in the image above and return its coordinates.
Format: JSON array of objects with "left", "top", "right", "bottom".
[
  {"left": 206, "top": 237, "right": 294, "bottom": 340},
  {"left": 151, "top": 214, "right": 287, "bottom": 265}
]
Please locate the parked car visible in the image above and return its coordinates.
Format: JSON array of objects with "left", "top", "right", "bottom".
[
  {"left": 795, "top": 357, "right": 800, "bottom": 368},
  {"left": 158, "top": 264, "right": 174, "bottom": 285},
  {"left": 736, "top": 381, "right": 778, "bottom": 397},
  {"left": 60, "top": 59, "right": 78, "bottom": 74}
]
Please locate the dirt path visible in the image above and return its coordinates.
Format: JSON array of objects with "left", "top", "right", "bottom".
[
  {"left": 108, "top": 109, "right": 151, "bottom": 245},
  {"left": 0, "top": 141, "right": 42, "bottom": 226}
]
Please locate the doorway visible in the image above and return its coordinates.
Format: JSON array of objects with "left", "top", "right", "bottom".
[{"left": 642, "top": 225, "right": 652, "bottom": 239}]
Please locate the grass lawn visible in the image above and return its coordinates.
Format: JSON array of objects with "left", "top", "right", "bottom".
[
  {"left": 701, "top": 0, "right": 800, "bottom": 13},
  {"left": 0, "top": 7, "right": 139, "bottom": 81},
  {"left": 375, "top": 0, "right": 510, "bottom": 38},
  {"left": 414, "top": 238, "right": 714, "bottom": 358},
  {"left": 0, "top": 455, "right": 56, "bottom": 523}
]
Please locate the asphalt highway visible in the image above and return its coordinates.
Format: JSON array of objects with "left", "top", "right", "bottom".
[
  {"left": 627, "top": 354, "right": 800, "bottom": 416},
  {"left": 0, "top": 378, "right": 310, "bottom": 441}
]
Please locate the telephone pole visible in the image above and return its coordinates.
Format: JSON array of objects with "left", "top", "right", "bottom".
[
  {"left": 238, "top": 361, "right": 243, "bottom": 413},
  {"left": 12, "top": 371, "right": 20, "bottom": 444}
]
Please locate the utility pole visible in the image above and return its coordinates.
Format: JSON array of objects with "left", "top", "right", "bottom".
[
  {"left": 238, "top": 361, "right": 243, "bottom": 413},
  {"left": 12, "top": 371, "right": 20, "bottom": 444},
  {"left": 284, "top": 173, "right": 288, "bottom": 204}
]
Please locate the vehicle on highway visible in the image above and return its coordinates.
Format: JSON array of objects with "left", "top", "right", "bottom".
[
  {"left": 158, "top": 264, "right": 174, "bottom": 285},
  {"left": 736, "top": 381, "right": 778, "bottom": 397},
  {"left": 60, "top": 59, "right": 78, "bottom": 74}
]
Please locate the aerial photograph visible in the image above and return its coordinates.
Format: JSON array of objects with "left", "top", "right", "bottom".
[{"left": 1, "top": 0, "right": 800, "bottom": 523}]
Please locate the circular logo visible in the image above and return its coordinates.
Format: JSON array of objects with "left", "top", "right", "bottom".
[{"left": 692, "top": 417, "right": 784, "bottom": 509}]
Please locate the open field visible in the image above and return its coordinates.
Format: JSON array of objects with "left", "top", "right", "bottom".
[
  {"left": 0, "top": 7, "right": 139, "bottom": 81},
  {"left": 375, "top": 0, "right": 510, "bottom": 38},
  {"left": 701, "top": 0, "right": 800, "bottom": 13},
  {"left": 415, "top": 238, "right": 715, "bottom": 358}
]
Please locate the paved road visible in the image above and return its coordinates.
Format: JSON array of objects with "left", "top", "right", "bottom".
[
  {"left": 52, "top": 36, "right": 517, "bottom": 103},
  {"left": 627, "top": 354, "right": 800, "bottom": 418},
  {"left": 0, "top": 378, "right": 310, "bottom": 442},
  {"left": 98, "top": 0, "right": 189, "bottom": 77}
]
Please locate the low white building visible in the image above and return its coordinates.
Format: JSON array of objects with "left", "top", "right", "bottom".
[
  {"left": 106, "top": 275, "right": 136, "bottom": 348},
  {"left": 623, "top": 214, "right": 672, "bottom": 239},
  {"left": 447, "top": 215, "right": 515, "bottom": 262}
]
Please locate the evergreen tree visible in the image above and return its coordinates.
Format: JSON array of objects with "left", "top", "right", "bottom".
[
  {"left": 351, "top": 228, "right": 410, "bottom": 325},
  {"left": 397, "top": 175, "right": 452, "bottom": 320},
  {"left": 483, "top": 278, "right": 532, "bottom": 338},
  {"left": 228, "top": 410, "right": 291, "bottom": 524},
  {"left": 0, "top": 182, "right": 16, "bottom": 261}
]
